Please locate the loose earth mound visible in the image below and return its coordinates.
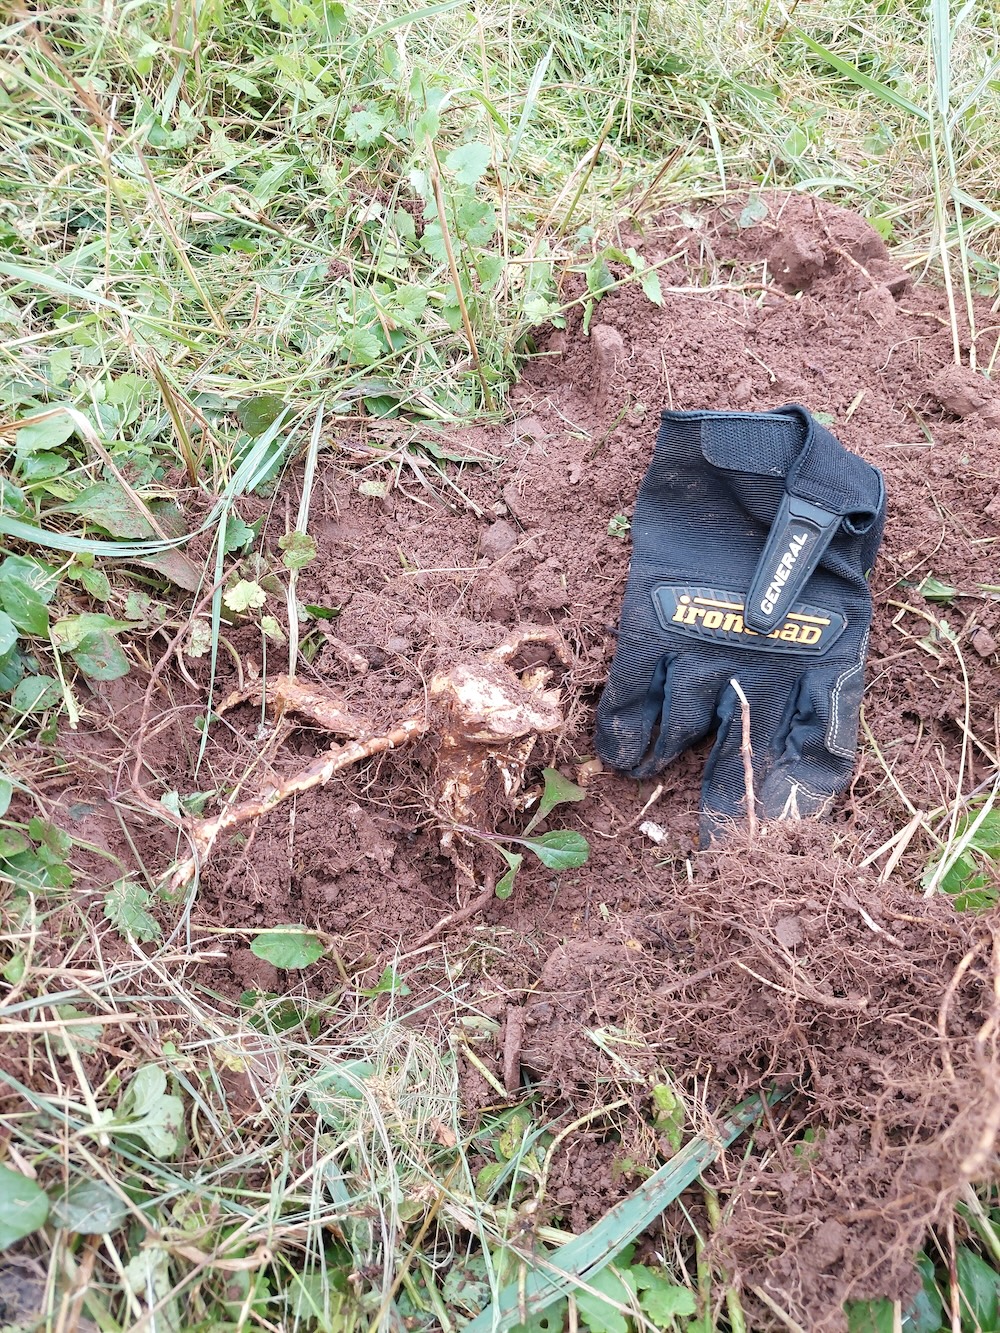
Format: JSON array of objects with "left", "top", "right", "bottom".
[{"left": 19, "top": 193, "right": 1000, "bottom": 1328}]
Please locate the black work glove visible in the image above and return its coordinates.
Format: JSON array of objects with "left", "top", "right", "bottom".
[{"left": 595, "top": 405, "right": 886, "bottom": 844}]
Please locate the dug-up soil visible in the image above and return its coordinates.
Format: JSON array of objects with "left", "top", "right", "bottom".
[{"left": 22, "top": 194, "right": 1000, "bottom": 1328}]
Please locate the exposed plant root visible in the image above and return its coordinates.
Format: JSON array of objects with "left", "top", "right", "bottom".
[
  {"left": 167, "top": 627, "right": 572, "bottom": 891},
  {"left": 168, "top": 717, "right": 428, "bottom": 890}
]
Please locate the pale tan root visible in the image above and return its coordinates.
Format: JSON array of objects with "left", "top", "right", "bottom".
[
  {"left": 168, "top": 718, "right": 427, "bottom": 890},
  {"left": 218, "top": 673, "right": 373, "bottom": 738},
  {"left": 167, "top": 626, "right": 573, "bottom": 896}
]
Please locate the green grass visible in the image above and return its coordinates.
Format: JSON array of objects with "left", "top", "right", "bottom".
[{"left": 2, "top": 0, "right": 1000, "bottom": 1328}]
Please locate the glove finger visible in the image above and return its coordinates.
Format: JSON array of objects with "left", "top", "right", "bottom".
[
  {"left": 596, "top": 653, "right": 718, "bottom": 778},
  {"left": 759, "top": 656, "right": 865, "bottom": 820},
  {"left": 699, "top": 675, "right": 793, "bottom": 845}
]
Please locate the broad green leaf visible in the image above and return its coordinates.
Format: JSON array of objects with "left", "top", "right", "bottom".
[
  {"left": 250, "top": 928, "right": 324, "bottom": 970},
  {"left": 574, "top": 1265, "right": 638, "bottom": 1333},
  {"left": 918, "top": 574, "right": 957, "bottom": 604},
  {"left": 956, "top": 1245, "right": 999, "bottom": 1329},
  {"left": 2, "top": 952, "right": 25, "bottom": 984},
  {"left": 360, "top": 965, "right": 410, "bottom": 997},
  {"left": 0, "top": 647, "right": 24, "bottom": 693},
  {"left": 223, "top": 513, "right": 256, "bottom": 554},
  {"left": 0, "top": 555, "right": 59, "bottom": 603},
  {"left": 50, "top": 1178, "right": 128, "bottom": 1234},
  {"left": 739, "top": 196, "right": 769, "bottom": 228},
  {"left": 0, "top": 612, "right": 16, "bottom": 657},
  {"left": 521, "top": 829, "right": 590, "bottom": 871},
  {"left": 524, "top": 767, "right": 586, "bottom": 834},
  {"left": 0, "top": 1163, "right": 49, "bottom": 1250},
  {"left": 0, "top": 777, "right": 12, "bottom": 817},
  {"left": 71, "top": 631, "right": 130, "bottom": 681},
  {"left": 633, "top": 1267, "right": 696, "bottom": 1323},
  {"left": 78, "top": 566, "right": 112, "bottom": 601},
  {"left": 0, "top": 578, "right": 49, "bottom": 637},
  {"left": 104, "top": 880, "right": 161, "bottom": 943},
  {"left": 586, "top": 256, "right": 614, "bottom": 298},
  {"left": 236, "top": 394, "right": 287, "bottom": 437},
  {"left": 114, "top": 1066, "right": 183, "bottom": 1158},
  {"left": 11, "top": 675, "right": 61, "bottom": 712},
  {"left": 343, "top": 108, "right": 387, "bottom": 146},
  {"left": 510, "top": 1302, "right": 567, "bottom": 1333},
  {"left": 63, "top": 482, "right": 156, "bottom": 538},
  {"left": 278, "top": 531, "right": 317, "bottom": 571},
  {"left": 27, "top": 817, "right": 71, "bottom": 857},
  {"left": 0, "top": 830, "right": 30, "bottom": 857},
  {"left": 19, "top": 452, "right": 70, "bottom": 483},
  {"left": 224, "top": 580, "right": 267, "bottom": 613},
  {"left": 640, "top": 268, "right": 663, "bottom": 306},
  {"left": 50, "top": 613, "right": 132, "bottom": 652},
  {"left": 651, "top": 1083, "right": 685, "bottom": 1153},
  {"left": 445, "top": 141, "right": 492, "bottom": 186},
  {"left": 845, "top": 1298, "right": 894, "bottom": 1333},
  {"left": 495, "top": 848, "right": 523, "bottom": 900},
  {"left": 15, "top": 410, "right": 76, "bottom": 453},
  {"left": 53, "top": 1005, "right": 103, "bottom": 1055},
  {"left": 908, "top": 1253, "right": 944, "bottom": 1333}
]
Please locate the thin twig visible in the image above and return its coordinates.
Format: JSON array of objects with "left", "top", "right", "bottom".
[{"left": 729, "top": 677, "right": 757, "bottom": 836}]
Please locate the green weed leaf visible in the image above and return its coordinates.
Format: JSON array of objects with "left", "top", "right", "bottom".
[
  {"left": 0, "top": 777, "right": 12, "bottom": 818},
  {"left": 956, "top": 1245, "right": 999, "bottom": 1329},
  {"left": 11, "top": 675, "right": 61, "bottom": 712},
  {"left": 114, "top": 1066, "right": 184, "bottom": 1158},
  {"left": 845, "top": 1299, "right": 894, "bottom": 1333},
  {"left": 0, "top": 830, "right": 29, "bottom": 858},
  {"left": 445, "top": 141, "right": 491, "bottom": 185},
  {"left": 224, "top": 580, "right": 267, "bottom": 613},
  {"left": 360, "top": 966, "right": 411, "bottom": 997},
  {"left": 16, "top": 411, "right": 76, "bottom": 453},
  {"left": 344, "top": 108, "right": 387, "bottom": 146},
  {"left": 0, "top": 613, "right": 16, "bottom": 658},
  {"left": 50, "top": 1178, "right": 128, "bottom": 1234},
  {"left": 739, "top": 196, "right": 769, "bottom": 228},
  {"left": 0, "top": 582, "right": 48, "bottom": 637},
  {"left": 63, "top": 482, "right": 156, "bottom": 538},
  {"left": 278, "top": 531, "right": 318, "bottom": 571},
  {"left": 521, "top": 829, "right": 590, "bottom": 870},
  {"left": 250, "top": 927, "right": 324, "bottom": 970},
  {"left": 71, "top": 631, "right": 130, "bottom": 680},
  {"left": 236, "top": 394, "right": 287, "bottom": 437},
  {"left": 223, "top": 514, "right": 256, "bottom": 554},
  {"left": 495, "top": 845, "right": 524, "bottom": 899},
  {"left": 526, "top": 768, "right": 586, "bottom": 835},
  {"left": 104, "top": 880, "right": 162, "bottom": 943},
  {"left": 918, "top": 574, "right": 957, "bottom": 604},
  {"left": 0, "top": 1163, "right": 49, "bottom": 1250},
  {"left": 633, "top": 1266, "right": 696, "bottom": 1323},
  {"left": 574, "top": 1264, "right": 637, "bottom": 1333}
]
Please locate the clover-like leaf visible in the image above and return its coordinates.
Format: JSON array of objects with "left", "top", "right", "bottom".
[
  {"left": 445, "top": 141, "right": 492, "bottom": 186},
  {"left": 278, "top": 531, "right": 317, "bottom": 571},
  {"left": 224, "top": 580, "right": 267, "bottom": 613}
]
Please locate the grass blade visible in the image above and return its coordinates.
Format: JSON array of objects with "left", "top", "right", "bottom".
[
  {"left": 791, "top": 28, "right": 928, "bottom": 121},
  {"left": 465, "top": 1088, "right": 785, "bottom": 1332}
]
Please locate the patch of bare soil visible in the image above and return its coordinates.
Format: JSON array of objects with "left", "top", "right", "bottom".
[{"left": 15, "top": 192, "right": 1000, "bottom": 1328}]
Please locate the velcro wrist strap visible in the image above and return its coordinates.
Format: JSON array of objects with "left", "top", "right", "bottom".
[{"left": 743, "top": 494, "right": 841, "bottom": 633}]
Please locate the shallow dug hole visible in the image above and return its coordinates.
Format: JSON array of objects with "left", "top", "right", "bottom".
[{"left": 33, "top": 194, "right": 1000, "bottom": 1326}]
